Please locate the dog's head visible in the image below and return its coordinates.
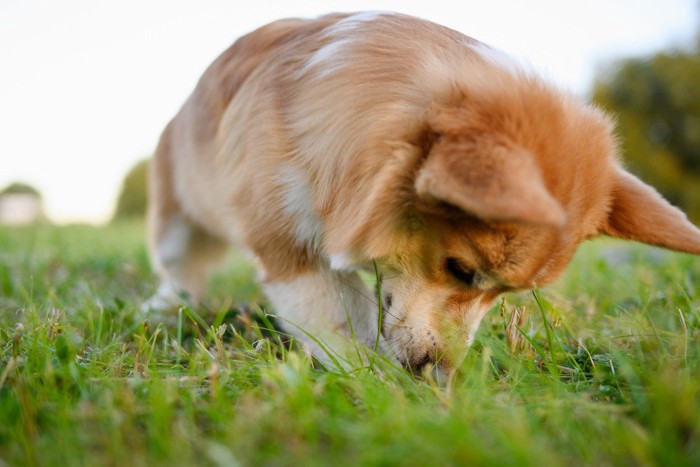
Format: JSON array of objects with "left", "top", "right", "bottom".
[{"left": 331, "top": 76, "right": 700, "bottom": 373}]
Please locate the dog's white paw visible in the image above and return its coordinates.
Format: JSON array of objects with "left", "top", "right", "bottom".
[
  {"left": 140, "top": 282, "right": 186, "bottom": 316},
  {"left": 139, "top": 284, "right": 190, "bottom": 328}
]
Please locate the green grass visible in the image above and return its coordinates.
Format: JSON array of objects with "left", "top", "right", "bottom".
[{"left": 1, "top": 221, "right": 699, "bottom": 466}]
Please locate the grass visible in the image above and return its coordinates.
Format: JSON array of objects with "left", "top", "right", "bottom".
[{"left": 1, "top": 221, "right": 699, "bottom": 466}]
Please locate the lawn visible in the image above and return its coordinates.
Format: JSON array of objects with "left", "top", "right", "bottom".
[{"left": 1, "top": 221, "right": 699, "bottom": 466}]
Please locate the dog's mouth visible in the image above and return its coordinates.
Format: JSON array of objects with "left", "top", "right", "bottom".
[
  {"left": 397, "top": 349, "right": 452, "bottom": 377},
  {"left": 403, "top": 353, "right": 432, "bottom": 373}
]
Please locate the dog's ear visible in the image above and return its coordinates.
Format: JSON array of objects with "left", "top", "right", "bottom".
[
  {"left": 599, "top": 168, "right": 700, "bottom": 254},
  {"left": 415, "top": 135, "right": 566, "bottom": 226}
]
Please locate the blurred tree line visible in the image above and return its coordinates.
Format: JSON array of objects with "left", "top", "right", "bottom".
[
  {"left": 593, "top": 35, "right": 700, "bottom": 222},
  {"left": 113, "top": 159, "right": 148, "bottom": 221}
]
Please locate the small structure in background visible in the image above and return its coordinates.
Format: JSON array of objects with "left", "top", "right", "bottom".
[{"left": 0, "top": 182, "right": 45, "bottom": 225}]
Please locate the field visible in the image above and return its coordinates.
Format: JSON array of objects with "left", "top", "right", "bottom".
[{"left": 1, "top": 221, "right": 699, "bottom": 466}]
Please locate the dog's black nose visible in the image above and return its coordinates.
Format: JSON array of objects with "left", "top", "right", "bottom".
[
  {"left": 409, "top": 353, "right": 434, "bottom": 373},
  {"left": 407, "top": 353, "right": 450, "bottom": 384}
]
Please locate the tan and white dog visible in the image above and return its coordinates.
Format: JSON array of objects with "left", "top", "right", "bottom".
[{"left": 144, "top": 12, "right": 700, "bottom": 372}]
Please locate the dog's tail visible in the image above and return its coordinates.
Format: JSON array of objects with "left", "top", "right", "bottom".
[{"left": 599, "top": 168, "right": 700, "bottom": 255}]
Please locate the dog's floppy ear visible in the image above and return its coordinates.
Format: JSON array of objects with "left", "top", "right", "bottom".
[
  {"left": 599, "top": 168, "right": 700, "bottom": 254},
  {"left": 414, "top": 135, "right": 566, "bottom": 226}
]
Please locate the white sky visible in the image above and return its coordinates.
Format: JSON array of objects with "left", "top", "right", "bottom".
[{"left": 1, "top": 0, "right": 698, "bottom": 224}]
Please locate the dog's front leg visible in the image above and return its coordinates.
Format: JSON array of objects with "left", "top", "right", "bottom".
[{"left": 263, "top": 266, "right": 382, "bottom": 368}]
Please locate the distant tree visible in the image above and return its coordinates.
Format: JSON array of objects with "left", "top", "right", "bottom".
[
  {"left": 0, "top": 182, "right": 42, "bottom": 198},
  {"left": 113, "top": 159, "right": 149, "bottom": 221},
  {"left": 592, "top": 46, "right": 700, "bottom": 222}
]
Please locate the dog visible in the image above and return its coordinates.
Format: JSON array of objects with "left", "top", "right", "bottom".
[{"left": 143, "top": 11, "right": 700, "bottom": 373}]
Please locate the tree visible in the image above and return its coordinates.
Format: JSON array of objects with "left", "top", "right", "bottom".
[
  {"left": 592, "top": 46, "right": 700, "bottom": 222},
  {"left": 113, "top": 159, "right": 149, "bottom": 221},
  {"left": 0, "top": 182, "right": 42, "bottom": 198}
]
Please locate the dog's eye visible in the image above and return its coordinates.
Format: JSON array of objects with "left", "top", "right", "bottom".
[{"left": 445, "top": 257, "right": 477, "bottom": 286}]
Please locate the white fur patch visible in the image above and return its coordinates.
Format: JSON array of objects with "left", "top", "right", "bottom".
[
  {"left": 299, "top": 39, "right": 352, "bottom": 79},
  {"left": 141, "top": 281, "right": 182, "bottom": 312},
  {"left": 463, "top": 298, "right": 491, "bottom": 346},
  {"left": 329, "top": 251, "right": 355, "bottom": 271},
  {"left": 264, "top": 272, "right": 338, "bottom": 331},
  {"left": 263, "top": 268, "right": 379, "bottom": 352},
  {"left": 276, "top": 165, "right": 323, "bottom": 250},
  {"left": 156, "top": 216, "right": 191, "bottom": 266},
  {"left": 330, "top": 11, "right": 388, "bottom": 34},
  {"left": 298, "top": 11, "right": 389, "bottom": 79}
]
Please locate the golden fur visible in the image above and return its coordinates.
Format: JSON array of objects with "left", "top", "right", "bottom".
[{"left": 145, "top": 12, "right": 700, "bottom": 372}]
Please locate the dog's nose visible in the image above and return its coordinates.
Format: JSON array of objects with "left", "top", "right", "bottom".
[
  {"left": 409, "top": 352, "right": 434, "bottom": 373},
  {"left": 407, "top": 353, "right": 448, "bottom": 385},
  {"left": 407, "top": 353, "right": 452, "bottom": 384}
]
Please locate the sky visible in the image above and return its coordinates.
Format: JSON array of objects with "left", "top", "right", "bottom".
[{"left": 1, "top": 0, "right": 698, "bottom": 224}]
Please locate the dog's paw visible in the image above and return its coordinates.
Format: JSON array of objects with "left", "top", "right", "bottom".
[
  {"left": 139, "top": 282, "right": 189, "bottom": 323},
  {"left": 141, "top": 288, "right": 174, "bottom": 311}
]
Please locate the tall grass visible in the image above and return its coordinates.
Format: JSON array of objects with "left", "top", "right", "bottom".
[{"left": 1, "top": 222, "right": 699, "bottom": 466}]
